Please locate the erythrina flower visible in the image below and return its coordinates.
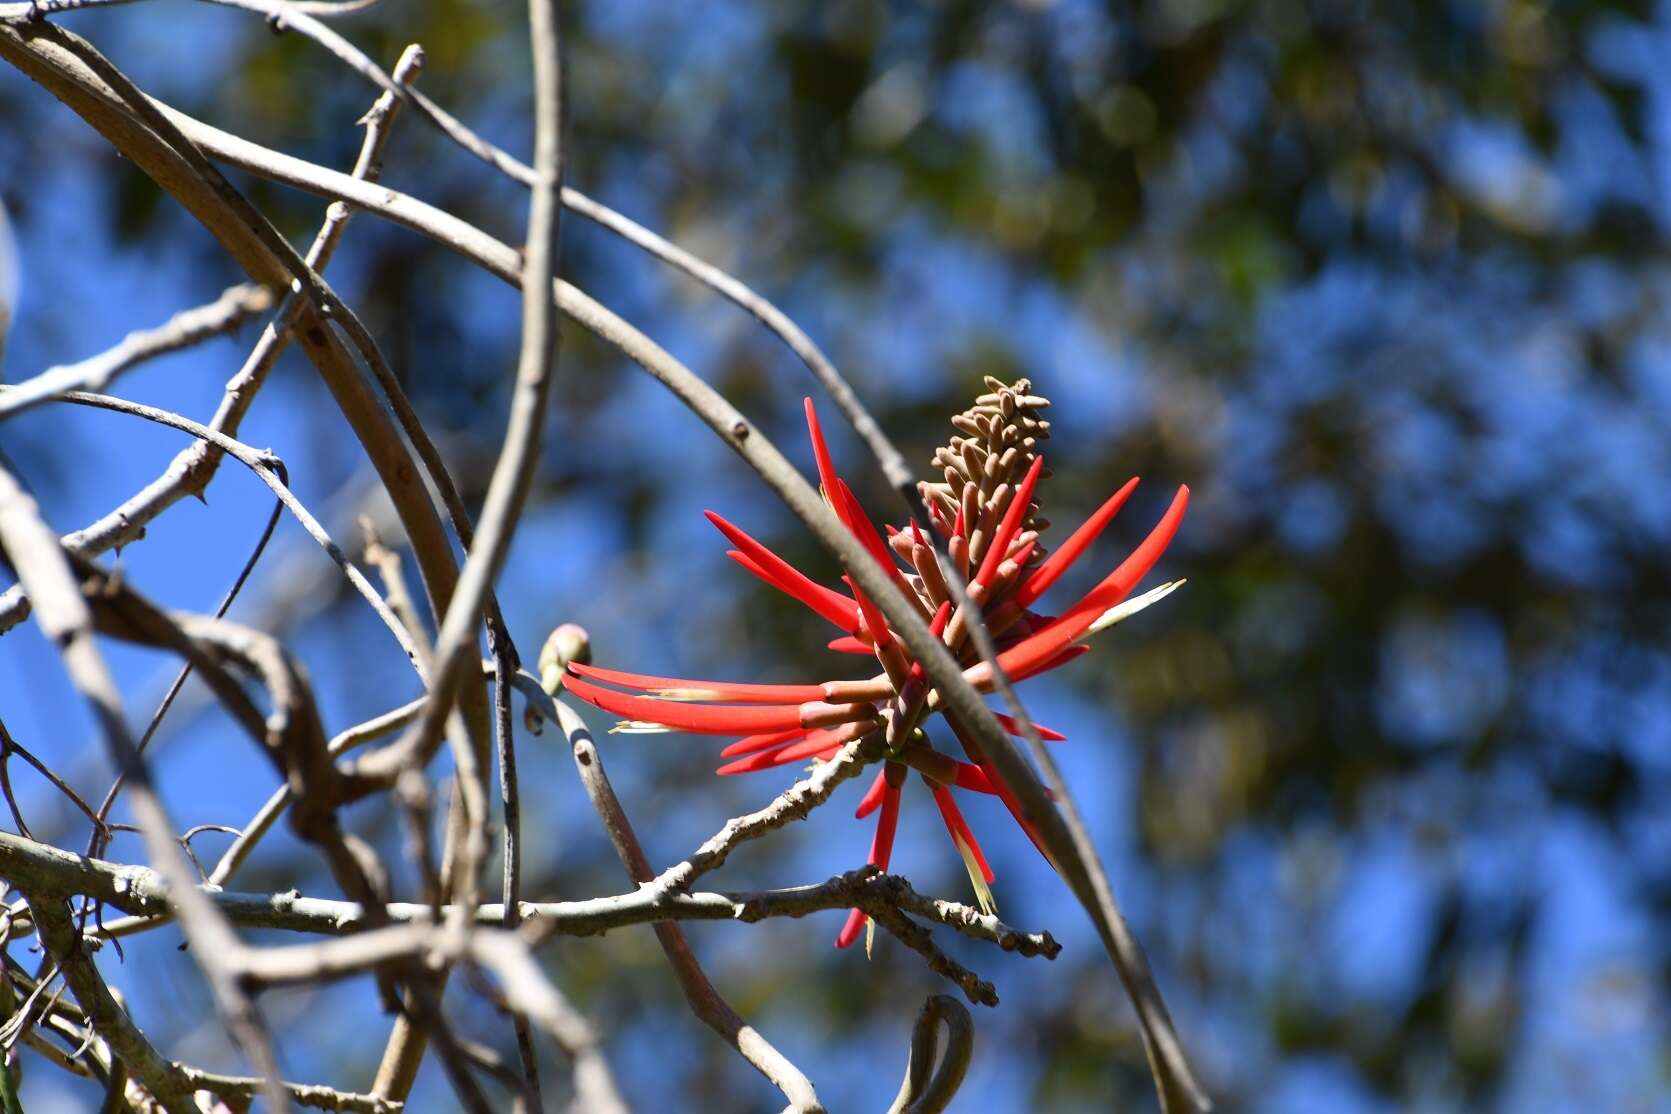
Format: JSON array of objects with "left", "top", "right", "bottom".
[{"left": 564, "top": 378, "right": 1188, "bottom": 947}]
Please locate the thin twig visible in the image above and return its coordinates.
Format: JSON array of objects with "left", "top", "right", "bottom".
[
  {"left": 364, "top": 3, "right": 565, "bottom": 1090},
  {"left": 0, "top": 829, "right": 1056, "bottom": 962},
  {"left": 22, "top": 388, "right": 427, "bottom": 677},
  {"left": 887, "top": 996, "right": 972, "bottom": 1114},
  {"left": 0, "top": 41, "right": 423, "bottom": 638},
  {"left": 0, "top": 463, "right": 290, "bottom": 1111},
  {"left": 0, "top": 283, "right": 271, "bottom": 420},
  {"left": 21, "top": 893, "right": 197, "bottom": 1113},
  {"left": 85, "top": 491, "right": 284, "bottom": 870},
  {"left": 557, "top": 699, "right": 824, "bottom": 1112}
]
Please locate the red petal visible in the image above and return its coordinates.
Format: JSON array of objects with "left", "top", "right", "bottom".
[
  {"left": 975, "top": 455, "right": 1045, "bottom": 587},
  {"left": 725, "top": 550, "right": 864, "bottom": 635},
  {"left": 827, "top": 635, "right": 873, "bottom": 654},
  {"left": 937, "top": 760, "right": 1053, "bottom": 798},
  {"left": 708, "top": 513, "right": 861, "bottom": 633},
  {"left": 1008, "top": 643, "right": 1090, "bottom": 684},
  {"left": 719, "top": 728, "right": 808, "bottom": 758},
  {"left": 835, "top": 907, "right": 869, "bottom": 949},
  {"left": 928, "top": 781, "right": 995, "bottom": 884},
  {"left": 868, "top": 775, "right": 903, "bottom": 871},
  {"left": 843, "top": 574, "right": 896, "bottom": 652},
  {"left": 992, "top": 712, "right": 1065, "bottom": 742},
  {"left": 713, "top": 722, "right": 869, "bottom": 774},
  {"left": 930, "top": 502, "right": 953, "bottom": 537},
  {"left": 564, "top": 672, "right": 810, "bottom": 734},
  {"left": 834, "top": 479, "right": 918, "bottom": 601},
  {"left": 836, "top": 772, "right": 903, "bottom": 948},
  {"left": 1016, "top": 477, "right": 1140, "bottom": 607},
  {"left": 855, "top": 767, "right": 888, "bottom": 818},
  {"left": 980, "top": 485, "right": 1189, "bottom": 686},
  {"left": 804, "top": 398, "right": 839, "bottom": 496},
  {"left": 907, "top": 600, "right": 954, "bottom": 685},
  {"left": 944, "top": 713, "right": 1053, "bottom": 865},
  {"left": 568, "top": 662, "right": 826, "bottom": 704}
]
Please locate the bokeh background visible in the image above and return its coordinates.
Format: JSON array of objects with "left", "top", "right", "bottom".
[{"left": 3, "top": 0, "right": 1670, "bottom": 1110}]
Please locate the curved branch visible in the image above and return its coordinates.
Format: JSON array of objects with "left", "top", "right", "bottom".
[{"left": 888, "top": 996, "right": 973, "bottom": 1114}]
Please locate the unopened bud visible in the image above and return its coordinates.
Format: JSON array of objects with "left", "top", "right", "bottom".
[{"left": 539, "top": 622, "right": 592, "bottom": 695}]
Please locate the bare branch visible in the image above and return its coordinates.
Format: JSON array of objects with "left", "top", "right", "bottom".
[
  {"left": 0, "top": 462, "right": 290, "bottom": 1110},
  {"left": 22, "top": 892, "right": 199, "bottom": 1114},
  {"left": 887, "top": 996, "right": 972, "bottom": 1114},
  {"left": 0, "top": 283, "right": 270, "bottom": 421},
  {"left": 0, "top": 830, "right": 1056, "bottom": 970},
  {"left": 558, "top": 697, "right": 824, "bottom": 1112}
]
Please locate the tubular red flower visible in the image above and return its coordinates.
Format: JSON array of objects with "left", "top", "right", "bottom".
[
  {"left": 929, "top": 780, "right": 995, "bottom": 884},
  {"left": 842, "top": 574, "right": 896, "bottom": 653},
  {"left": 971, "top": 485, "right": 1190, "bottom": 687},
  {"left": 714, "top": 721, "right": 872, "bottom": 775},
  {"left": 804, "top": 397, "right": 841, "bottom": 502},
  {"left": 992, "top": 712, "right": 1065, "bottom": 742},
  {"left": 1015, "top": 476, "right": 1140, "bottom": 607},
  {"left": 944, "top": 712, "right": 1052, "bottom": 864},
  {"left": 568, "top": 662, "right": 828, "bottom": 704},
  {"left": 836, "top": 768, "right": 903, "bottom": 948},
  {"left": 1006, "top": 643, "right": 1090, "bottom": 685},
  {"left": 723, "top": 550, "right": 864, "bottom": 635},
  {"left": 719, "top": 727, "right": 809, "bottom": 759},
  {"left": 826, "top": 634, "right": 873, "bottom": 654},
  {"left": 855, "top": 768, "right": 888, "bottom": 818},
  {"left": 975, "top": 454, "right": 1045, "bottom": 587},
  {"left": 564, "top": 671, "right": 878, "bottom": 736},
  {"left": 834, "top": 478, "right": 918, "bottom": 601},
  {"left": 905, "top": 601, "right": 955, "bottom": 687},
  {"left": 707, "top": 512, "right": 861, "bottom": 633}
]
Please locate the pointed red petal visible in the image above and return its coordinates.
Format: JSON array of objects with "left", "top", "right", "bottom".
[
  {"left": 843, "top": 574, "right": 895, "bottom": 652},
  {"left": 834, "top": 479, "right": 918, "bottom": 600},
  {"left": 982, "top": 485, "right": 1189, "bottom": 685},
  {"left": 836, "top": 773, "right": 904, "bottom": 948},
  {"left": 804, "top": 398, "right": 841, "bottom": 500},
  {"left": 928, "top": 781, "right": 995, "bottom": 884},
  {"left": 992, "top": 712, "right": 1066, "bottom": 742},
  {"left": 907, "top": 601, "right": 955, "bottom": 685},
  {"left": 950, "top": 762, "right": 997, "bottom": 793},
  {"left": 713, "top": 722, "right": 869, "bottom": 774},
  {"left": 944, "top": 713, "right": 1053, "bottom": 865},
  {"left": 727, "top": 549, "right": 861, "bottom": 633},
  {"left": 1008, "top": 643, "right": 1090, "bottom": 684},
  {"left": 568, "top": 662, "right": 826, "bottom": 704},
  {"left": 868, "top": 775, "right": 903, "bottom": 871},
  {"left": 940, "top": 760, "right": 1055, "bottom": 798},
  {"left": 835, "top": 907, "right": 869, "bottom": 949},
  {"left": 976, "top": 455, "right": 1045, "bottom": 587},
  {"left": 855, "top": 767, "right": 888, "bottom": 818},
  {"left": 719, "top": 728, "right": 808, "bottom": 758},
  {"left": 1016, "top": 477, "right": 1140, "bottom": 607},
  {"left": 930, "top": 502, "right": 953, "bottom": 537},
  {"left": 565, "top": 672, "right": 814, "bottom": 735},
  {"left": 708, "top": 513, "right": 861, "bottom": 633},
  {"left": 827, "top": 635, "right": 873, "bottom": 654}
]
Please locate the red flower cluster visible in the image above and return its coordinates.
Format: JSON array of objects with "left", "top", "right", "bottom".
[{"left": 565, "top": 384, "right": 1186, "bottom": 946}]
